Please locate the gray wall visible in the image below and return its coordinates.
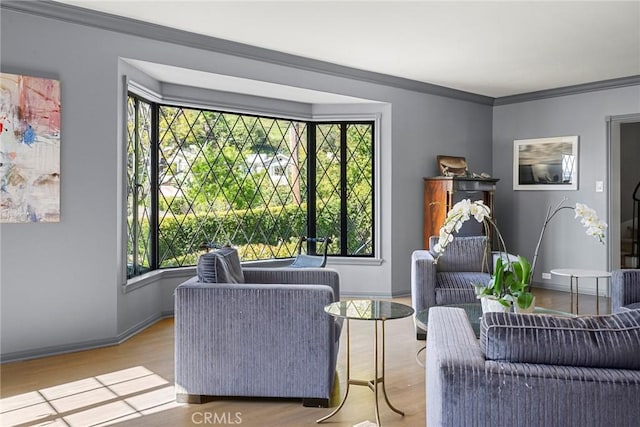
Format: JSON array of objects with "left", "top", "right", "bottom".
[
  {"left": 621, "top": 122, "right": 640, "bottom": 222},
  {"left": 493, "top": 86, "right": 640, "bottom": 292},
  {"left": 0, "top": 6, "right": 493, "bottom": 359},
  {"left": 4, "top": 3, "right": 636, "bottom": 360}
]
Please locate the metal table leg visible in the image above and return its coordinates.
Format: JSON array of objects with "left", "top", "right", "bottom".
[
  {"left": 317, "top": 319, "right": 405, "bottom": 426},
  {"left": 575, "top": 276, "right": 580, "bottom": 315},
  {"left": 596, "top": 277, "right": 600, "bottom": 315},
  {"left": 379, "top": 320, "right": 404, "bottom": 418},
  {"left": 317, "top": 319, "right": 350, "bottom": 423}
]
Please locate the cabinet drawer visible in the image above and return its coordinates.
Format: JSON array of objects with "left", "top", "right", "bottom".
[{"left": 454, "top": 180, "right": 496, "bottom": 192}]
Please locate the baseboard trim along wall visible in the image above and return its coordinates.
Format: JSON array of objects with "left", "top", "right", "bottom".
[{"left": 1, "top": 310, "right": 174, "bottom": 364}]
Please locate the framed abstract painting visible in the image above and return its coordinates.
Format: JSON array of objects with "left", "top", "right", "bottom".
[
  {"left": 0, "top": 73, "right": 61, "bottom": 222},
  {"left": 513, "top": 136, "right": 578, "bottom": 191}
]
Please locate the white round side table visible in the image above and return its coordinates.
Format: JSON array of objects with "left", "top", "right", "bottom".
[{"left": 550, "top": 268, "right": 611, "bottom": 315}]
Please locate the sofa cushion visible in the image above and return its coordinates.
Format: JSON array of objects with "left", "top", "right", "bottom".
[
  {"left": 480, "top": 310, "right": 640, "bottom": 369},
  {"left": 197, "top": 247, "right": 245, "bottom": 283}
]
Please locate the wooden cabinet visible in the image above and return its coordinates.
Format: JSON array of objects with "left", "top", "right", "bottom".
[{"left": 423, "top": 176, "right": 499, "bottom": 248}]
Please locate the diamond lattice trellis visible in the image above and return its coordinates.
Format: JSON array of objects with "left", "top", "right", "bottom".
[
  {"left": 126, "top": 97, "right": 153, "bottom": 278},
  {"left": 156, "top": 107, "right": 308, "bottom": 266},
  {"left": 127, "top": 95, "right": 374, "bottom": 276}
]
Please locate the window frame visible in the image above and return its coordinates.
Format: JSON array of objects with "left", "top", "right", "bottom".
[{"left": 123, "top": 82, "right": 381, "bottom": 285}]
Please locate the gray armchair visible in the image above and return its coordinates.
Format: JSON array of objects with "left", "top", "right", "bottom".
[
  {"left": 411, "top": 235, "right": 495, "bottom": 339},
  {"left": 612, "top": 269, "right": 640, "bottom": 312},
  {"left": 174, "top": 267, "right": 341, "bottom": 407}
]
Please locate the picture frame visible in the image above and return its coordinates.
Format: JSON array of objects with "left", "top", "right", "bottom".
[
  {"left": 1, "top": 72, "right": 61, "bottom": 222},
  {"left": 513, "top": 136, "right": 578, "bottom": 191}
]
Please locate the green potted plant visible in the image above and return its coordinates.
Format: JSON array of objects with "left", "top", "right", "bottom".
[{"left": 475, "top": 255, "right": 534, "bottom": 312}]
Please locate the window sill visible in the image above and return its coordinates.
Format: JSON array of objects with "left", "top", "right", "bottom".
[
  {"left": 326, "top": 257, "right": 383, "bottom": 266},
  {"left": 122, "top": 257, "right": 383, "bottom": 293},
  {"left": 122, "top": 266, "right": 195, "bottom": 294}
]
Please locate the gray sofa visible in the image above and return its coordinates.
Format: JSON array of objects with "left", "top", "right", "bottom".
[
  {"left": 426, "top": 307, "right": 640, "bottom": 427},
  {"left": 175, "top": 267, "right": 341, "bottom": 407}
]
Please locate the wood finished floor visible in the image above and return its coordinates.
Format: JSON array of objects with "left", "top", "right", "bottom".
[{"left": 0, "top": 288, "right": 610, "bottom": 427}]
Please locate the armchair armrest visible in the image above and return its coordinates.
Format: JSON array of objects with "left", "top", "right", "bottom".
[
  {"left": 411, "top": 250, "right": 438, "bottom": 313},
  {"left": 612, "top": 269, "right": 640, "bottom": 312}
]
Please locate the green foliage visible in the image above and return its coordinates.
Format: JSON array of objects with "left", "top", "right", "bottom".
[
  {"left": 188, "top": 143, "right": 259, "bottom": 210},
  {"left": 478, "top": 255, "right": 534, "bottom": 309},
  {"left": 127, "top": 97, "right": 375, "bottom": 275},
  {"left": 157, "top": 203, "right": 307, "bottom": 267}
]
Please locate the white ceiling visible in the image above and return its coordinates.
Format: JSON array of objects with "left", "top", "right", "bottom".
[{"left": 56, "top": 1, "right": 640, "bottom": 98}]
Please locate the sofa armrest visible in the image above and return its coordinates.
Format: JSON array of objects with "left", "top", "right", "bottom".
[
  {"left": 426, "top": 307, "right": 485, "bottom": 427},
  {"left": 174, "top": 279, "right": 339, "bottom": 400},
  {"left": 411, "top": 250, "right": 438, "bottom": 314},
  {"left": 426, "top": 307, "right": 485, "bottom": 365},
  {"left": 242, "top": 267, "right": 340, "bottom": 301}
]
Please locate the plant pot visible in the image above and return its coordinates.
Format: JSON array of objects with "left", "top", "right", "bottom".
[
  {"left": 513, "top": 296, "right": 536, "bottom": 314},
  {"left": 480, "top": 297, "right": 511, "bottom": 314}
]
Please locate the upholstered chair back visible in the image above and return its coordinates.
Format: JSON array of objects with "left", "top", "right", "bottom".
[{"left": 428, "top": 235, "right": 489, "bottom": 273}]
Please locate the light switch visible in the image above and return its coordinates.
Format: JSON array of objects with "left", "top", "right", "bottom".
[{"left": 595, "top": 181, "right": 604, "bottom": 192}]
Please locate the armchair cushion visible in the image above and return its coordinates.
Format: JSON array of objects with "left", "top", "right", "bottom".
[
  {"left": 435, "top": 271, "right": 490, "bottom": 305},
  {"left": 197, "top": 247, "right": 244, "bottom": 283},
  {"left": 480, "top": 310, "right": 640, "bottom": 369}
]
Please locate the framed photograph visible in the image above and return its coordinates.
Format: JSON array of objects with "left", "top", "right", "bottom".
[{"left": 513, "top": 136, "right": 578, "bottom": 190}]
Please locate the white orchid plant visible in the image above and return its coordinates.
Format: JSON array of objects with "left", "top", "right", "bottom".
[
  {"left": 433, "top": 198, "right": 607, "bottom": 310},
  {"left": 432, "top": 199, "right": 530, "bottom": 308},
  {"left": 432, "top": 199, "right": 492, "bottom": 257},
  {"left": 530, "top": 198, "right": 607, "bottom": 279}
]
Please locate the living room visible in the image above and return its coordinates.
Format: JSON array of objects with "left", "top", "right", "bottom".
[{"left": 1, "top": 1, "right": 639, "bottom": 426}]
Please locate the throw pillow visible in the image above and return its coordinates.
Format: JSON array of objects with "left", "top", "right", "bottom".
[
  {"left": 196, "top": 246, "right": 245, "bottom": 283},
  {"left": 480, "top": 310, "right": 640, "bottom": 369}
]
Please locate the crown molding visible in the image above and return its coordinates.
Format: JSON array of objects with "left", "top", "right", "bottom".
[
  {"left": 4, "top": 2, "right": 638, "bottom": 107},
  {"left": 494, "top": 75, "right": 640, "bottom": 106},
  {"left": 2, "top": 0, "right": 494, "bottom": 106}
]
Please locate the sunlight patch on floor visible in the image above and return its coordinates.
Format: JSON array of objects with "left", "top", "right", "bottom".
[{"left": 0, "top": 366, "right": 184, "bottom": 427}]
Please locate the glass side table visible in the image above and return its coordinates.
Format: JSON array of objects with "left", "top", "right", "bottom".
[{"left": 317, "top": 299, "right": 414, "bottom": 426}]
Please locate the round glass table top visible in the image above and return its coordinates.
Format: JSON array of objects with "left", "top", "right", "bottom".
[{"left": 324, "top": 299, "right": 414, "bottom": 321}]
